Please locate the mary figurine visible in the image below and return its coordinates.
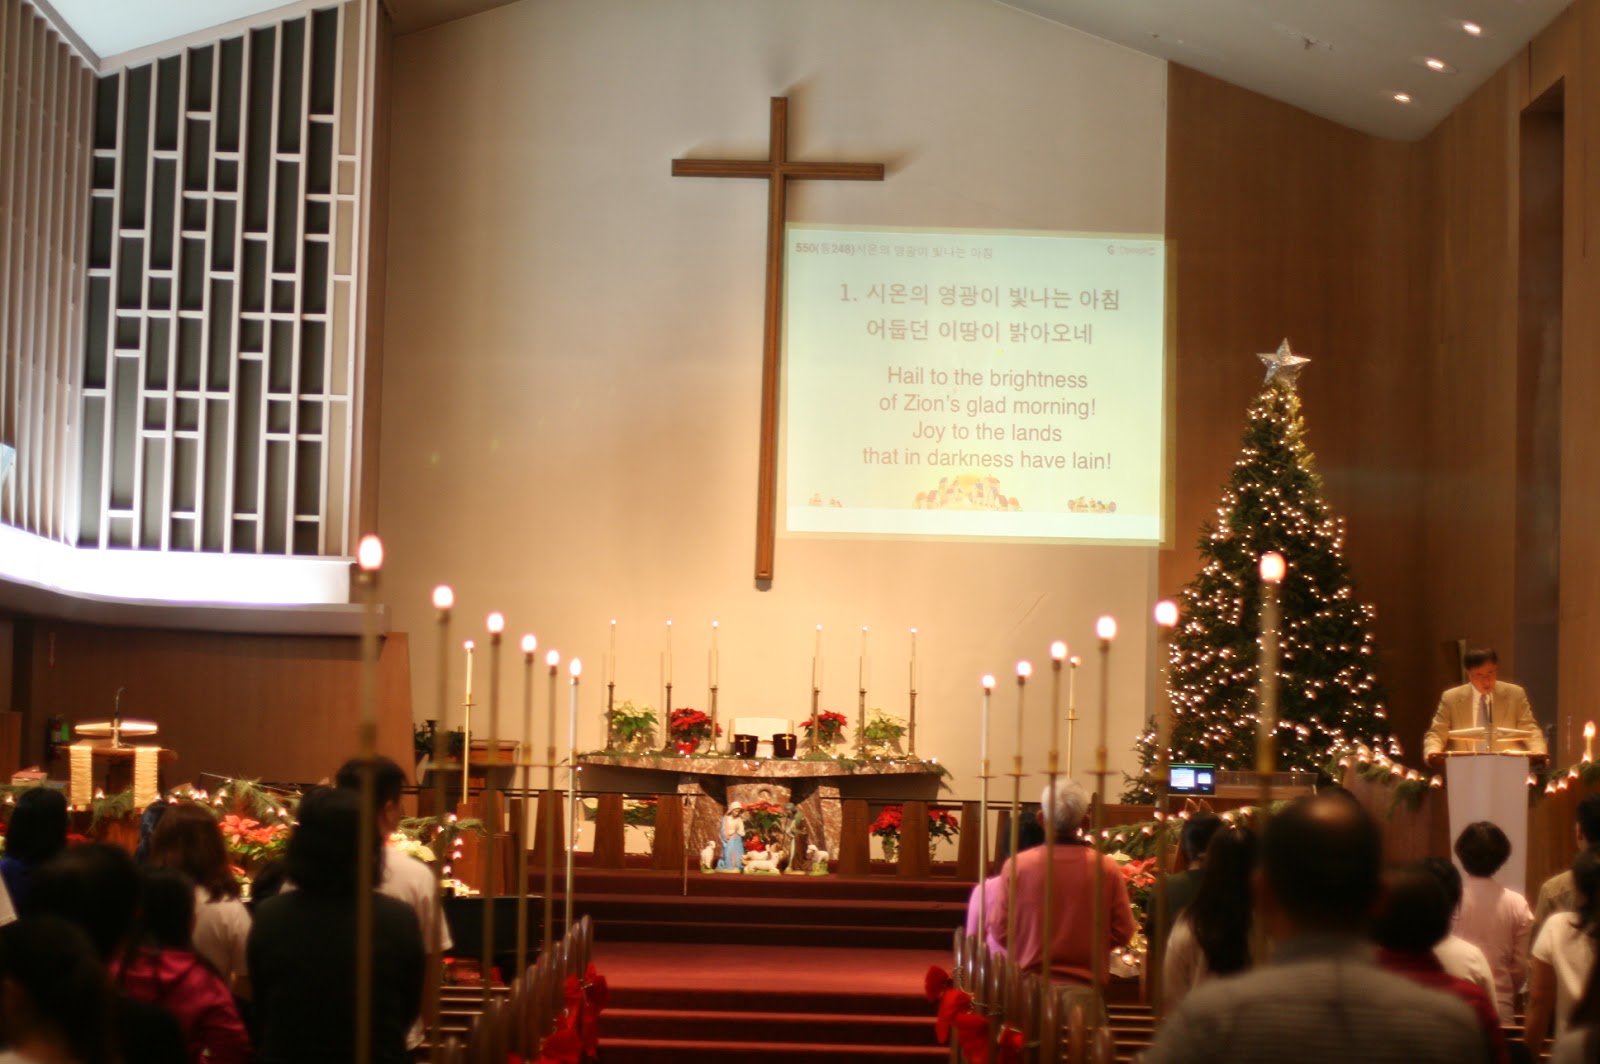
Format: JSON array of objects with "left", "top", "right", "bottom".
[{"left": 717, "top": 802, "right": 745, "bottom": 872}]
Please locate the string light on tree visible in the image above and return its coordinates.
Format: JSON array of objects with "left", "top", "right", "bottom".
[{"left": 1125, "top": 345, "right": 1393, "bottom": 800}]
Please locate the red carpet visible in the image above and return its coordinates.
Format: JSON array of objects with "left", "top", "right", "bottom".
[{"left": 594, "top": 941, "right": 952, "bottom": 1062}]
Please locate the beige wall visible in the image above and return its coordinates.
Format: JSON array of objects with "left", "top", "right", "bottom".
[{"left": 379, "top": 0, "right": 1169, "bottom": 800}]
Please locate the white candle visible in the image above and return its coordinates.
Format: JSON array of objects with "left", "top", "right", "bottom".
[
  {"left": 464, "top": 640, "right": 475, "bottom": 705},
  {"left": 981, "top": 674, "right": 994, "bottom": 761},
  {"left": 909, "top": 628, "right": 918, "bottom": 690},
  {"left": 859, "top": 627, "right": 869, "bottom": 690},
  {"left": 813, "top": 624, "right": 823, "bottom": 689},
  {"left": 664, "top": 620, "right": 673, "bottom": 685},
  {"left": 607, "top": 619, "right": 616, "bottom": 685},
  {"left": 1015, "top": 661, "right": 1032, "bottom": 755},
  {"left": 569, "top": 658, "right": 582, "bottom": 750},
  {"left": 710, "top": 620, "right": 720, "bottom": 687}
]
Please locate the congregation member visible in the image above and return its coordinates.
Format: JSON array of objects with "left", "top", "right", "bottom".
[
  {"left": 1526, "top": 849, "right": 1600, "bottom": 1059},
  {"left": 248, "top": 786, "right": 423, "bottom": 1064},
  {"left": 146, "top": 801, "right": 253, "bottom": 999},
  {"left": 1550, "top": 923, "right": 1600, "bottom": 1063},
  {"left": 986, "top": 778, "right": 1136, "bottom": 986},
  {"left": 1534, "top": 793, "right": 1600, "bottom": 943},
  {"left": 1373, "top": 861, "right": 1510, "bottom": 1064},
  {"left": 114, "top": 868, "right": 252, "bottom": 1064},
  {"left": 1423, "top": 648, "right": 1546, "bottom": 770},
  {"left": 1, "top": 787, "right": 66, "bottom": 913},
  {"left": 1158, "top": 811, "right": 1221, "bottom": 938},
  {"left": 334, "top": 755, "right": 453, "bottom": 1053},
  {"left": 28, "top": 844, "right": 186, "bottom": 1064},
  {"left": 1161, "top": 825, "right": 1255, "bottom": 1012},
  {"left": 1143, "top": 794, "right": 1487, "bottom": 1064},
  {"left": 963, "top": 817, "right": 1044, "bottom": 956},
  {"left": 1422, "top": 856, "right": 1499, "bottom": 1005},
  {"left": 1454, "top": 820, "right": 1534, "bottom": 1024},
  {"left": 0, "top": 916, "right": 115, "bottom": 1064}
]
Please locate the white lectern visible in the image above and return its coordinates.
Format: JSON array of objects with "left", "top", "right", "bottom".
[{"left": 1446, "top": 750, "right": 1533, "bottom": 896}]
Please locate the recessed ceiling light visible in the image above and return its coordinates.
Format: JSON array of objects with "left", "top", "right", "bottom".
[
  {"left": 1462, "top": 21, "right": 1483, "bottom": 35},
  {"left": 1423, "top": 57, "right": 1457, "bottom": 74},
  {"left": 1393, "top": 92, "right": 1413, "bottom": 104}
]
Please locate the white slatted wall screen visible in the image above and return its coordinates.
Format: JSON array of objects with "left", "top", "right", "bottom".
[
  {"left": 78, "top": 2, "right": 369, "bottom": 556},
  {"left": 0, "top": 0, "right": 95, "bottom": 541}
]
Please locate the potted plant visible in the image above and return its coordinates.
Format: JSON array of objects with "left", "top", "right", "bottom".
[
  {"left": 861, "top": 709, "right": 907, "bottom": 755},
  {"left": 800, "top": 710, "right": 848, "bottom": 752},
  {"left": 870, "top": 805, "right": 903, "bottom": 862},
  {"left": 667, "top": 707, "right": 720, "bottom": 755},
  {"left": 609, "top": 701, "right": 658, "bottom": 752}
]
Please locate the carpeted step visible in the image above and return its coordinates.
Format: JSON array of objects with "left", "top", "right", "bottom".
[
  {"left": 602, "top": 1007, "right": 935, "bottom": 1046},
  {"left": 572, "top": 891, "right": 966, "bottom": 928},
  {"left": 596, "top": 1036, "right": 949, "bottom": 1062},
  {"left": 609, "top": 985, "right": 932, "bottom": 1017},
  {"left": 595, "top": 917, "right": 952, "bottom": 949},
  {"left": 566, "top": 868, "right": 974, "bottom": 903}
]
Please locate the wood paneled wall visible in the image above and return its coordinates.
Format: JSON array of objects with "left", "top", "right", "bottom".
[
  {"left": 0, "top": 0, "right": 94, "bottom": 540},
  {"left": 14, "top": 619, "right": 413, "bottom": 785},
  {"left": 1164, "top": 66, "right": 1433, "bottom": 749}
]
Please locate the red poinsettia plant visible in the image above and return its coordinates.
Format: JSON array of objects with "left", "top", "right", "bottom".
[
  {"left": 219, "top": 814, "right": 288, "bottom": 867},
  {"left": 800, "top": 710, "right": 848, "bottom": 744},
  {"left": 667, "top": 707, "right": 721, "bottom": 742},
  {"left": 871, "top": 805, "right": 960, "bottom": 842}
]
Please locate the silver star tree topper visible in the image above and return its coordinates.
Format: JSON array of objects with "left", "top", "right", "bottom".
[{"left": 1258, "top": 338, "right": 1310, "bottom": 385}]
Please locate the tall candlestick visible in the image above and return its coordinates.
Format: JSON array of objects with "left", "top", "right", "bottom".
[
  {"left": 515, "top": 633, "right": 536, "bottom": 983},
  {"left": 1004, "top": 661, "right": 1031, "bottom": 965},
  {"left": 542, "top": 649, "right": 559, "bottom": 954},
  {"left": 1258, "top": 553, "right": 1286, "bottom": 791},
  {"left": 1044, "top": 641, "right": 1066, "bottom": 977},
  {"left": 857, "top": 627, "right": 869, "bottom": 756},
  {"left": 480, "top": 612, "right": 504, "bottom": 1009},
  {"left": 461, "top": 640, "right": 476, "bottom": 808},
  {"left": 425, "top": 585, "right": 453, "bottom": 1050},
  {"left": 977, "top": 674, "right": 994, "bottom": 952},
  {"left": 907, "top": 628, "right": 919, "bottom": 759},
  {"left": 1092, "top": 614, "right": 1118, "bottom": 1020},
  {"left": 354, "top": 536, "right": 382, "bottom": 1064},
  {"left": 1150, "top": 599, "right": 1179, "bottom": 1014},
  {"left": 708, "top": 621, "right": 720, "bottom": 752},
  {"left": 1066, "top": 655, "right": 1080, "bottom": 777},
  {"left": 565, "top": 659, "right": 582, "bottom": 931}
]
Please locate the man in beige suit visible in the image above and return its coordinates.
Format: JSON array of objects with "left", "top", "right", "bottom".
[{"left": 1423, "top": 648, "right": 1546, "bottom": 770}]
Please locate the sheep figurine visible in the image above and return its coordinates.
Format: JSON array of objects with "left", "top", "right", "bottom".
[
  {"left": 742, "top": 846, "right": 786, "bottom": 873},
  {"left": 699, "top": 839, "right": 716, "bottom": 871},
  {"left": 806, "top": 843, "right": 830, "bottom": 874}
]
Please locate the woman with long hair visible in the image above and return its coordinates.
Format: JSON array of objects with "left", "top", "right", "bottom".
[
  {"left": 1162, "top": 824, "right": 1256, "bottom": 1011},
  {"left": 247, "top": 787, "right": 423, "bottom": 1064},
  {"left": 1529, "top": 849, "right": 1600, "bottom": 1059},
  {"left": 1, "top": 788, "right": 67, "bottom": 913},
  {"left": 145, "top": 802, "right": 252, "bottom": 998}
]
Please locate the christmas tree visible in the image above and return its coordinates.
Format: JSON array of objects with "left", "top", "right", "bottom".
[{"left": 1124, "top": 342, "right": 1394, "bottom": 802}]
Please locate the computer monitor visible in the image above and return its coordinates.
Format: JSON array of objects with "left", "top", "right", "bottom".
[{"left": 1168, "top": 763, "right": 1216, "bottom": 796}]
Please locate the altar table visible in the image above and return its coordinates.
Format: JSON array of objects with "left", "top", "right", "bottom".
[{"left": 575, "top": 752, "right": 945, "bottom": 872}]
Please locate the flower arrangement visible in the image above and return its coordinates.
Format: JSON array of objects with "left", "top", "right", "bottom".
[
  {"left": 740, "top": 800, "right": 789, "bottom": 844},
  {"left": 801, "top": 710, "right": 848, "bottom": 745},
  {"left": 1112, "top": 852, "right": 1158, "bottom": 926},
  {"left": 220, "top": 814, "right": 289, "bottom": 867},
  {"left": 389, "top": 832, "right": 435, "bottom": 863},
  {"left": 668, "top": 707, "right": 720, "bottom": 743},
  {"left": 862, "top": 709, "right": 907, "bottom": 750},
  {"left": 870, "top": 805, "right": 960, "bottom": 843},
  {"left": 611, "top": 701, "right": 658, "bottom": 747}
]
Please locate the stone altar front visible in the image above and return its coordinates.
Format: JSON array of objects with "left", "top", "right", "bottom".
[{"left": 575, "top": 753, "right": 944, "bottom": 870}]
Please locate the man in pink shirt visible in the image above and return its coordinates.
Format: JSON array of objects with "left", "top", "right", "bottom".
[
  {"left": 1453, "top": 820, "right": 1533, "bottom": 1024},
  {"left": 986, "top": 777, "right": 1136, "bottom": 983}
]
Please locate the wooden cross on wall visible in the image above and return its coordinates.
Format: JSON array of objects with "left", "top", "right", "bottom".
[{"left": 673, "top": 97, "right": 885, "bottom": 583}]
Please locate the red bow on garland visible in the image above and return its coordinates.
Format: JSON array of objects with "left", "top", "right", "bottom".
[{"left": 923, "top": 965, "right": 974, "bottom": 1045}]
